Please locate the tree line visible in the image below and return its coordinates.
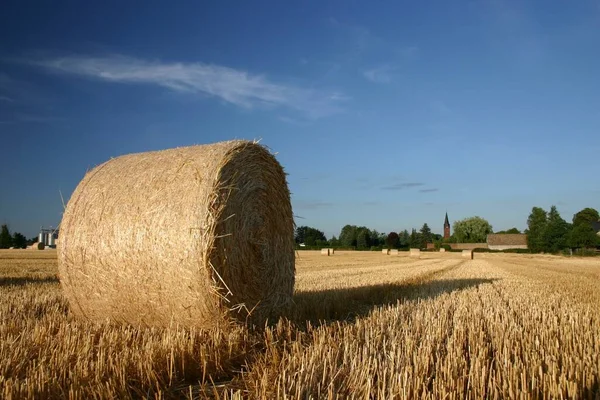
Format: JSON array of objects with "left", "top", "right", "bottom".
[
  {"left": 295, "top": 223, "right": 442, "bottom": 250},
  {"left": 0, "top": 224, "right": 32, "bottom": 249},
  {"left": 295, "top": 206, "right": 599, "bottom": 253},
  {"left": 527, "top": 206, "right": 599, "bottom": 253}
]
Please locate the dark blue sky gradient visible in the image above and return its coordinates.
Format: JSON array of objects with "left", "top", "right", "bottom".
[{"left": 1, "top": 1, "right": 599, "bottom": 238}]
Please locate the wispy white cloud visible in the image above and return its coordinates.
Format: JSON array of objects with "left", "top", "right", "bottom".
[
  {"left": 363, "top": 64, "right": 396, "bottom": 84},
  {"left": 382, "top": 182, "right": 424, "bottom": 191},
  {"left": 25, "top": 54, "right": 348, "bottom": 118}
]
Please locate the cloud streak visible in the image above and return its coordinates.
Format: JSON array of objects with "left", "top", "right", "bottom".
[
  {"left": 25, "top": 55, "right": 348, "bottom": 118},
  {"left": 419, "top": 188, "right": 439, "bottom": 193},
  {"left": 382, "top": 182, "right": 424, "bottom": 191},
  {"left": 363, "top": 64, "right": 396, "bottom": 84}
]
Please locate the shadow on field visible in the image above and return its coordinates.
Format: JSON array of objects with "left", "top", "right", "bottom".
[
  {"left": 0, "top": 276, "right": 60, "bottom": 287},
  {"left": 286, "top": 278, "right": 497, "bottom": 325}
]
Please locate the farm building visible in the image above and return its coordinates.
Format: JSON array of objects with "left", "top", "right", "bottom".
[{"left": 486, "top": 234, "right": 528, "bottom": 251}]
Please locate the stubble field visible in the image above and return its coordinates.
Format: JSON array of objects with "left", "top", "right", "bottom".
[{"left": 0, "top": 249, "right": 598, "bottom": 399}]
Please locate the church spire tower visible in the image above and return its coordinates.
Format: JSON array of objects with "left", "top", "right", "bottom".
[{"left": 443, "top": 212, "right": 451, "bottom": 239}]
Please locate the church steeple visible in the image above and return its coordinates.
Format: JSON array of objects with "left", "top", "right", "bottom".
[{"left": 443, "top": 212, "right": 450, "bottom": 239}]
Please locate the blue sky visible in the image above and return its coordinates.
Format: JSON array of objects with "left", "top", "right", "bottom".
[{"left": 1, "top": 1, "right": 599, "bottom": 239}]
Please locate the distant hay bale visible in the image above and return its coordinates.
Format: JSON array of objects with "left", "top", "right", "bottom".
[
  {"left": 382, "top": 249, "right": 389, "bottom": 255},
  {"left": 389, "top": 249, "right": 399, "bottom": 255},
  {"left": 462, "top": 249, "right": 474, "bottom": 259},
  {"left": 409, "top": 248, "right": 420, "bottom": 258},
  {"left": 36, "top": 242, "right": 45, "bottom": 250},
  {"left": 329, "top": 248, "right": 335, "bottom": 255},
  {"left": 58, "top": 140, "right": 294, "bottom": 328},
  {"left": 321, "top": 248, "right": 330, "bottom": 256},
  {"left": 439, "top": 248, "right": 446, "bottom": 253}
]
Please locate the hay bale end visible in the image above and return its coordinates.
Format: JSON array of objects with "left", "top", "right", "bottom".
[{"left": 409, "top": 248, "right": 420, "bottom": 258}]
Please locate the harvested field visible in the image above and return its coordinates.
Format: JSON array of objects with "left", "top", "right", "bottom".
[{"left": 0, "top": 249, "right": 599, "bottom": 398}]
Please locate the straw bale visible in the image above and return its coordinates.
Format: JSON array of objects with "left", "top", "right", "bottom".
[
  {"left": 58, "top": 140, "right": 294, "bottom": 328},
  {"left": 37, "top": 242, "right": 45, "bottom": 250},
  {"left": 329, "top": 248, "right": 335, "bottom": 255},
  {"left": 320, "top": 248, "right": 330, "bottom": 256},
  {"left": 382, "top": 249, "right": 389, "bottom": 255},
  {"left": 409, "top": 248, "right": 420, "bottom": 257},
  {"left": 462, "top": 249, "right": 474, "bottom": 259},
  {"left": 389, "top": 249, "right": 399, "bottom": 256},
  {"left": 439, "top": 248, "right": 446, "bottom": 252}
]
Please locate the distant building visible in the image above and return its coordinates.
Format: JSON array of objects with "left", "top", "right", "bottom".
[
  {"left": 486, "top": 234, "right": 528, "bottom": 250},
  {"left": 38, "top": 227, "right": 59, "bottom": 248},
  {"left": 443, "top": 212, "right": 451, "bottom": 239}
]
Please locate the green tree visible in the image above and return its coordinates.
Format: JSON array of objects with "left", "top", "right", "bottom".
[
  {"left": 542, "top": 206, "right": 570, "bottom": 253},
  {"left": 496, "top": 227, "right": 521, "bottom": 234},
  {"left": 329, "top": 236, "right": 340, "bottom": 247},
  {"left": 377, "top": 232, "right": 387, "bottom": 247},
  {"left": 295, "top": 226, "right": 327, "bottom": 246},
  {"left": 453, "top": 217, "right": 493, "bottom": 243},
  {"left": 386, "top": 232, "right": 399, "bottom": 249},
  {"left": 398, "top": 230, "right": 410, "bottom": 247},
  {"left": 408, "top": 228, "right": 421, "bottom": 248},
  {"left": 568, "top": 223, "right": 599, "bottom": 249},
  {"left": 356, "top": 229, "right": 370, "bottom": 249},
  {"left": 12, "top": 232, "right": 27, "bottom": 249},
  {"left": 419, "top": 223, "right": 432, "bottom": 246},
  {"left": 339, "top": 225, "right": 358, "bottom": 248},
  {"left": 527, "top": 207, "right": 548, "bottom": 252},
  {"left": 0, "top": 225, "right": 12, "bottom": 249},
  {"left": 572, "top": 208, "right": 600, "bottom": 227},
  {"left": 443, "top": 234, "right": 458, "bottom": 243},
  {"left": 370, "top": 229, "right": 381, "bottom": 247}
]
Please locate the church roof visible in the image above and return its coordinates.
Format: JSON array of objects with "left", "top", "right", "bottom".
[{"left": 444, "top": 212, "right": 450, "bottom": 227}]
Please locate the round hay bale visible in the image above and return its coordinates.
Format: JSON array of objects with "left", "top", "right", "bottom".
[
  {"left": 320, "top": 248, "right": 330, "bottom": 256},
  {"left": 462, "top": 249, "right": 474, "bottom": 259},
  {"left": 389, "top": 249, "right": 399, "bottom": 256},
  {"left": 37, "top": 242, "right": 45, "bottom": 250},
  {"left": 382, "top": 249, "right": 389, "bottom": 255},
  {"left": 409, "top": 248, "right": 420, "bottom": 257},
  {"left": 58, "top": 140, "right": 294, "bottom": 328},
  {"left": 439, "top": 248, "right": 446, "bottom": 252}
]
